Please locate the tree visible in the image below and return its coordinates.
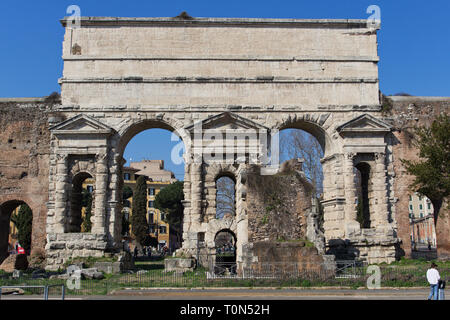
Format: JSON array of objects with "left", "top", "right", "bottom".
[
  {"left": 280, "top": 129, "right": 324, "bottom": 197},
  {"left": 81, "top": 189, "right": 92, "bottom": 233},
  {"left": 216, "top": 176, "right": 235, "bottom": 219},
  {"left": 401, "top": 113, "right": 450, "bottom": 223},
  {"left": 122, "top": 185, "right": 133, "bottom": 201},
  {"left": 121, "top": 185, "right": 133, "bottom": 236},
  {"left": 154, "top": 181, "right": 184, "bottom": 239},
  {"left": 131, "top": 175, "right": 149, "bottom": 247},
  {"left": 11, "top": 204, "right": 33, "bottom": 251}
]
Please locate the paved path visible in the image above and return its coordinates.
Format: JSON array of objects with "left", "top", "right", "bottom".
[{"left": 0, "top": 288, "right": 437, "bottom": 300}]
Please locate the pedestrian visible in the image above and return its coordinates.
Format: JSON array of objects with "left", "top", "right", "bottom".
[
  {"left": 133, "top": 246, "right": 138, "bottom": 259},
  {"left": 426, "top": 262, "right": 440, "bottom": 300}
]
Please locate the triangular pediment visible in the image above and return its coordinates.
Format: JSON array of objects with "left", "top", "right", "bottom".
[
  {"left": 337, "top": 114, "right": 392, "bottom": 134},
  {"left": 185, "top": 112, "right": 269, "bottom": 132},
  {"left": 50, "top": 114, "right": 113, "bottom": 135}
]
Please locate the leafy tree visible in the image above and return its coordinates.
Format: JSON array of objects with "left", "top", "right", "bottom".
[
  {"left": 122, "top": 185, "right": 133, "bottom": 201},
  {"left": 131, "top": 175, "right": 149, "bottom": 247},
  {"left": 154, "top": 181, "right": 184, "bottom": 238},
  {"left": 120, "top": 185, "right": 133, "bottom": 236},
  {"left": 11, "top": 204, "right": 33, "bottom": 251},
  {"left": 121, "top": 211, "right": 130, "bottom": 236},
  {"left": 142, "top": 235, "right": 158, "bottom": 248},
  {"left": 81, "top": 189, "right": 92, "bottom": 233},
  {"left": 401, "top": 113, "right": 450, "bottom": 223}
]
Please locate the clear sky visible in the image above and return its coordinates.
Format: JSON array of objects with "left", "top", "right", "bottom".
[{"left": 1, "top": 0, "right": 448, "bottom": 180}]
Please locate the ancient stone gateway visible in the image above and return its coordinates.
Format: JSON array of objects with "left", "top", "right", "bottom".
[{"left": 44, "top": 16, "right": 400, "bottom": 269}]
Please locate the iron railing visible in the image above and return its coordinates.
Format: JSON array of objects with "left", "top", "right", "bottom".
[{"left": 0, "top": 264, "right": 448, "bottom": 296}]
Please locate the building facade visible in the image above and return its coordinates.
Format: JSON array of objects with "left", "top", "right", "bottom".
[
  {"left": 409, "top": 193, "right": 436, "bottom": 248},
  {"left": 114, "top": 160, "right": 177, "bottom": 251}
]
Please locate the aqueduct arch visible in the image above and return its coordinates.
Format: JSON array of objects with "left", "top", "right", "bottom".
[{"left": 43, "top": 15, "right": 400, "bottom": 269}]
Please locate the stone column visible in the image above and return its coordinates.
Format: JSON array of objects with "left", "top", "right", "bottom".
[
  {"left": 190, "top": 163, "right": 203, "bottom": 223},
  {"left": 92, "top": 153, "right": 108, "bottom": 234},
  {"left": 54, "top": 154, "right": 69, "bottom": 233},
  {"left": 343, "top": 152, "right": 360, "bottom": 238},
  {"left": 373, "top": 152, "right": 389, "bottom": 228},
  {"left": 344, "top": 153, "right": 357, "bottom": 220}
]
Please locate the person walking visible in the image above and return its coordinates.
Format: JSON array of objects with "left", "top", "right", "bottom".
[{"left": 427, "top": 262, "right": 440, "bottom": 300}]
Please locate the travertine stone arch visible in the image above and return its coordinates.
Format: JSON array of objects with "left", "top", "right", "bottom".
[
  {"left": 274, "top": 113, "right": 336, "bottom": 157},
  {"left": 273, "top": 114, "right": 346, "bottom": 242},
  {"left": 106, "top": 116, "right": 191, "bottom": 249}
]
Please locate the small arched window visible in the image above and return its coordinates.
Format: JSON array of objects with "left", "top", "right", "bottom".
[{"left": 68, "top": 172, "right": 94, "bottom": 233}]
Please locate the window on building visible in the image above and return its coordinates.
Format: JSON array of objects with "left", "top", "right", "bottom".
[
  {"left": 160, "top": 213, "right": 166, "bottom": 221},
  {"left": 420, "top": 213, "right": 423, "bottom": 218},
  {"left": 427, "top": 203, "right": 431, "bottom": 210},
  {"left": 148, "top": 213, "right": 154, "bottom": 224},
  {"left": 87, "top": 185, "right": 94, "bottom": 193},
  {"left": 149, "top": 225, "right": 155, "bottom": 233},
  {"left": 409, "top": 204, "right": 413, "bottom": 211},
  {"left": 409, "top": 195, "right": 412, "bottom": 201},
  {"left": 124, "top": 173, "right": 131, "bottom": 181},
  {"left": 419, "top": 204, "right": 423, "bottom": 210},
  {"left": 148, "top": 201, "right": 154, "bottom": 208},
  {"left": 159, "top": 226, "right": 167, "bottom": 234},
  {"left": 149, "top": 188, "right": 155, "bottom": 196}
]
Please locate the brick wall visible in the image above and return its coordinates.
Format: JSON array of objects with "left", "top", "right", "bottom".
[
  {"left": 0, "top": 98, "right": 58, "bottom": 262},
  {"left": 386, "top": 96, "right": 450, "bottom": 258}
]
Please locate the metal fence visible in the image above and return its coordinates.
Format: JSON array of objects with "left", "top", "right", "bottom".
[{"left": 0, "top": 263, "right": 448, "bottom": 297}]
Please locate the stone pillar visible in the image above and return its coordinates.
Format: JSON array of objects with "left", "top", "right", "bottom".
[
  {"left": 190, "top": 163, "right": 203, "bottom": 223},
  {"left": 54, "top": 154, "right": 69, "bottom": 233},
  {"left": 343, "top": 152, "right": 360, "bottom": 238},
  {"left": 92, "top": 153, "right": 108, "bottom": 234},
  {"left": 373, "top": 152, "right": 389, "bottom": 228}
]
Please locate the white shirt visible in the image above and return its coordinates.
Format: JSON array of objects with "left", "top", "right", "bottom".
[{"left": 426, "top": 268, "right": 440, "bottom": 285}]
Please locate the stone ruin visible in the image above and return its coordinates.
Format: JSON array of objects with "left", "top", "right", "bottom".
[{"left": 0, "top": 15, "right": 449, "bottom": 273}]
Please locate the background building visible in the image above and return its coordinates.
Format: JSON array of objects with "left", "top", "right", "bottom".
[
  {"left": 115, "top": 160, "right": 179, "bottom": 252},
  {"left": 409, "top": 193, "right": 436, "bottom": 248}
]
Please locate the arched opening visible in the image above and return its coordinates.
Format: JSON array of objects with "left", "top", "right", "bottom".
[
  {"left": 0, "top": 200, "right": 33, "bottom": 264},
  {"left": 280, "top": 128, "right": 324, "bottom": 197},
  {"left": 278, "top": 120, "right": 333, "bottom": 158},
  {"left": 214, "top": 229, "right": 237, "bottom": 275},
  {"left": 215, "top": 175, "right": 236, "bottom": 220},
  {"left": 117, "top": 123, "right": 186, "bottom": 256},
  {"left": 279, "top": 127, "right": 325, "bottom": 234},
  {"left": 355, "top": 162, "right": 372, "bottom": 229},
  {"left": 68, "top": 172, "right": 94, "bottom": 233}
]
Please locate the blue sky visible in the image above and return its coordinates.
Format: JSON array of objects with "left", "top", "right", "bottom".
[{"left": 1, "top": 0, "right": 448, "bottom": 180}]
